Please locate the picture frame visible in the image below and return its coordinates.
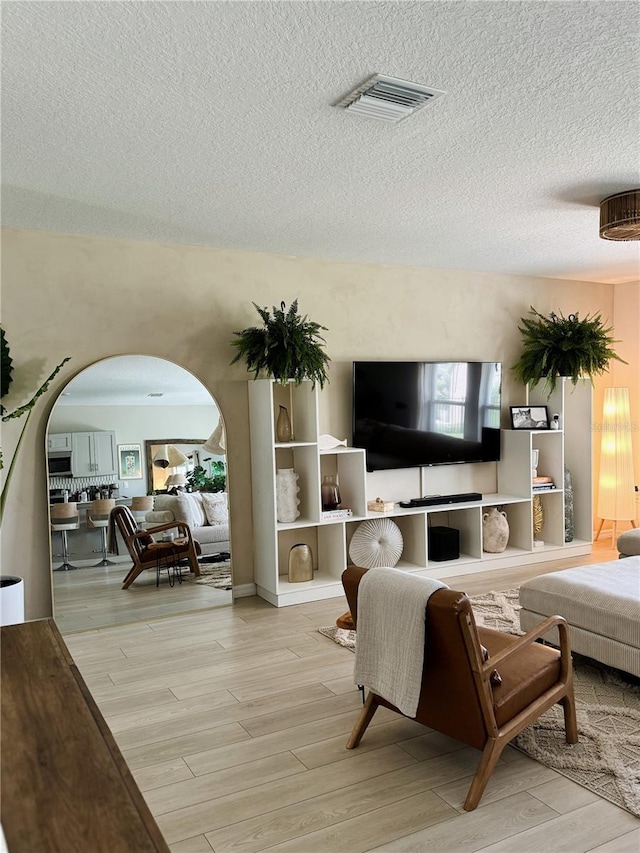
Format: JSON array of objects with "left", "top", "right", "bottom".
[
  {"left": 118, "top": 444, "right": 142, "bottom": 479},
  {"left": 510, "top": 406, "right": 550, "bottom": 430}
]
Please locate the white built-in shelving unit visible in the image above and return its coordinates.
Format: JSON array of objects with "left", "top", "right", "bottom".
[{"left": 248, "top": 378, "right": 592, "bottom": 607}]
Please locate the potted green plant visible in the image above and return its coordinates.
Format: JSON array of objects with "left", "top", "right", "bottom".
[
  {"left": 511, "top": 307, "right": 625, "bottom": 395},
  {"left": 230, "top": 300, "right": 330, "bottom": 389},
  {"left": 186, "top": 462, "right": 226, "bottom": 493}
]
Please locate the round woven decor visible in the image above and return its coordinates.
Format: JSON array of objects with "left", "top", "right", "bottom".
[{"left": 348, "top": 518, "right": 403, "bottom": 568}]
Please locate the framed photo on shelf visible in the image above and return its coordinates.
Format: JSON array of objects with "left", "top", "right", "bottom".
[
  {"left": 118, "top": 444, "right": 142, "bottom": 479},
  {"left": 510, "top": 406, "right": 550, "bottom": 430}
]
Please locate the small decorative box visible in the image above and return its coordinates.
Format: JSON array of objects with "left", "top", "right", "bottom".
[{"left": 367, "top": 497, "right": 395, "bottom": 513}]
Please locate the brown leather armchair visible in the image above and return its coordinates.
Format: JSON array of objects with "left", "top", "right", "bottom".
[
  {"left": 111, "top": 505, "right": 201, "bottom": 589},
  {"left": 342, "top": 565, "right": 577, "bottom": 811}
]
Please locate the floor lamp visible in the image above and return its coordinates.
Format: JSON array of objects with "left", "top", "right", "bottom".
[{"left": 596, "top": 386, "right": 637, "bottom": 542}]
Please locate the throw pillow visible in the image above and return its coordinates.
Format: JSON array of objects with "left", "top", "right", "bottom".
[
  {"left": 188, "top": 492, "right": 207, "bottom": 527},
  {"left": 202, "top": 492, "right": 228, "bottom": 525}
]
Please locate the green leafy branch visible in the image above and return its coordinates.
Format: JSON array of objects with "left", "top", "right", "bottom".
[{"left": 1, "top": 327, "right": 70, "bottom": 523}]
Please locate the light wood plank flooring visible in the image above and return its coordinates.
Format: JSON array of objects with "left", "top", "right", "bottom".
[
  {"left": 64, "top": 540, "right": 639, "bottom": 852},
  {"left": 53, "top": 557, "right": 232, "bottom": 633}
]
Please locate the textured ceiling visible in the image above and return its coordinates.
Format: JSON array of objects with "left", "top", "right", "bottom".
[
  {"left": 2, "top": 1, "right": 639, "bottom": 284},
  {"left": 57, "top": 356, "right": 216, "bottom": 407}
]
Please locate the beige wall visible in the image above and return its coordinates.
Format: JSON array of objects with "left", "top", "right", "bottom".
[{"left": 1, "top": 227, "right": 617, "bottom": 619}]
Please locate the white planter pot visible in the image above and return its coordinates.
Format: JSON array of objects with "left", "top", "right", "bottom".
[{"left": 0, "top": 576, "right": 25, "bottom": 626}]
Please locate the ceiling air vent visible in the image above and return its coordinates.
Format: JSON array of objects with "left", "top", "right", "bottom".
[{"left": 335, "top": 74, "right": 445, "bottom": 123}]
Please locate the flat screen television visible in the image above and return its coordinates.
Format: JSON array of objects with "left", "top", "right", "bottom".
[{"left": 353, "top": 361, "right": 502, "bottom": 472}]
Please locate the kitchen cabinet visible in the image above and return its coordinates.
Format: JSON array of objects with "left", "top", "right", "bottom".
[
  {"left": 71, "top": 431, "right": 117, "bottom": 477},
  {"left": 47, "top": 433, "right": 72, "bottom": 453}
]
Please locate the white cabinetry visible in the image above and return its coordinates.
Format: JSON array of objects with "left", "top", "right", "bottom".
[
  {"left": 71, "top": 431, "right": 117, "bottom": 477},
  {"left": 47, "top": 433, "right": 72, "bottom": 453},
  {"left": 249, "top": 379, "right": 592, "bottom": 607}
]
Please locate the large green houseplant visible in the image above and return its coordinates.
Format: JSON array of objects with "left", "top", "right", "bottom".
[
  {"left": 511, "top": 307, "right": 625, "bottom": 395},
  {"left": 230, "top": 300, "right": 330, "bottom": 389},
  {"left": 186, "top": 461, "right": 226, "bottom": 493}
]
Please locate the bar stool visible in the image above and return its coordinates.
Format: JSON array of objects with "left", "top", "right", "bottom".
[
  {"left": 50, "top": 503, "right": 80, "bottom": 571},
  {"left": 130, "top": 495, "right": 154, "bottom": 527},
  {"left": 87, "top": 499, "right": 116, "bottom": 567}
]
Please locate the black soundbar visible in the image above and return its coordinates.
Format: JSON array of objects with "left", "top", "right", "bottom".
[{"left": 399, "top": 492, "right": 483, "bottom": 508}]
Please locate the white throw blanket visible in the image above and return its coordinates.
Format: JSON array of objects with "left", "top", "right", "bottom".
[{"left": 353, "top": 567, "right": 447, "bottom": 717}]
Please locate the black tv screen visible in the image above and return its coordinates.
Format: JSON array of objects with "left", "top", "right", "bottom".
[{"left": 353, "top": 361, "right": 502, "bottom": 471}]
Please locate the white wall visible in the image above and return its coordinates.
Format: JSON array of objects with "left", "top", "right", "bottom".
[{"left": 1, "top": 227, "right": 617, "bottom": 619}]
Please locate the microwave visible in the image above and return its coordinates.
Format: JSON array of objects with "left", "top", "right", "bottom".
[{"left": 48, "top": 452, "right": 73, "bottom": 477}]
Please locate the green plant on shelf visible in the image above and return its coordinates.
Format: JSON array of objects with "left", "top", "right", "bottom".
[
  {"left": 230, "top": 299, "right": 330, "bottom": 389},
  {"left": 511, "top": 307, "right": 625, "bottom": 396}
]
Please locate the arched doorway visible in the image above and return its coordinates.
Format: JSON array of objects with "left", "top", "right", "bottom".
[{"left": 46, "top": 355, "right": 231, "bottom": 632}]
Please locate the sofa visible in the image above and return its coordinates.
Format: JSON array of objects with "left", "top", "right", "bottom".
[
  {"left": 618, "top": 528, "right": 640, "bottom": 558},
  {"left": 144, "top": 492, "right": 230, "bottom": 557},
  {"left": 519, "top": 557, "right": 640, "bottom": 677}
]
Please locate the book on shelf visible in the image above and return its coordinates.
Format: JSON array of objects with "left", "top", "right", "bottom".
[
  {"left": 532, "top": 483, "right": 557, "bottom": 492},
  {"left": 532, "top": 476, "right": 553, "bottom": 484},
  {"left": 321, "top": 508, "right": 353, "bottom": 520}
]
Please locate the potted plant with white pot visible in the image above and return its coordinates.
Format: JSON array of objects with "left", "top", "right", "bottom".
[{"left": 1, "top": 327, "right": 70, "bottom": 624}]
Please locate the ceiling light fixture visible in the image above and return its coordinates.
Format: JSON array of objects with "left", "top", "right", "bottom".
[
  {"left": 335, "top": 74, "right": 445, "bottom": 124},
  {"left": 599, "top": 189, "right": 640, "bottom": 241}
]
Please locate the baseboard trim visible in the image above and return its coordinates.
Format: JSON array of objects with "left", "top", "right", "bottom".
[{"left": 233, "top": 583, "right": 257, "bottom": 599}]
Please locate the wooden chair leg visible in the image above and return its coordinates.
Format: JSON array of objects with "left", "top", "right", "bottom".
[
  {"left": 463, "top": 737, "right": 505, "bottom": 811},
  {"left": 122, "top": 566, "right": 143, "bottom": 590},
  {"left": 189, "top": 547, "right": 201, "bottom": 577},
  {"left": 346, "top": 692, "right": 379, "bottom": 749},
  {"left": 561, "top": 691, "right": 578, "bottom": 744}
]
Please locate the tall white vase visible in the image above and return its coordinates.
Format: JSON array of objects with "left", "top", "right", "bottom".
[{"left": 276, "top": 468, "right": 300, "bottom": 523}]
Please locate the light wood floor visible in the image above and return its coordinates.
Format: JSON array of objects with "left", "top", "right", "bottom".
[
  {"left": 65, "top": 540, "right": 640, "bottom": 853},
  {"left": 53, "top": 557, "right": 232, "bottom": 633}
]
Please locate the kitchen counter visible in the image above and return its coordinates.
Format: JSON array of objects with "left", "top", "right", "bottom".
[
  {"left": 49, "top": 499, "right": 132, "bottom": 562},
  {"left": 75, "top": 498, "right": 132, "bottom": 508}
]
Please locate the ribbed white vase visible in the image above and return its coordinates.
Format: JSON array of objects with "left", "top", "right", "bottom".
[{"left": 276, "top": 468, "right": 300, "bottom": 523}]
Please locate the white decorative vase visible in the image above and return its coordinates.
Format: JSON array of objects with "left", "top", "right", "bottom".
[
  {"left": 348, "top": 518, "right": 403, "bottom": 568},
  {"left": 276, "top": 468, "right": 300, "bottom": 523},
  {"left": 482, "top": 507, "right": 509, "bottom": 553}
]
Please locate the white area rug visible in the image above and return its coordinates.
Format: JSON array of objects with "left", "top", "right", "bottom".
[{"left": 319, "top": 588, "right": 640, "bottom": 817}]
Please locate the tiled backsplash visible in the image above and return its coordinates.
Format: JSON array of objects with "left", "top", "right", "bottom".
[{"left": 50, "top": 476, "right": 121, "bottom": 491}]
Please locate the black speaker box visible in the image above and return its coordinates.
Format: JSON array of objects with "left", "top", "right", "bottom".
[{"left": 428, "top": 526, "right": 460, "bottom": 561}]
